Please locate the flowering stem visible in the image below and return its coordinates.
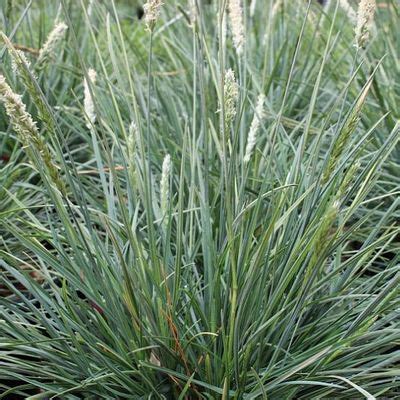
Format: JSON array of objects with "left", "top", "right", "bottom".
[{"left": 145, "top": 31, "right": 159, "bottom": 277}]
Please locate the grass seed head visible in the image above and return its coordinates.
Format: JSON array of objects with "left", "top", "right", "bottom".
[
  {"left": 323, "top": 79, "right": 372, "bottom": 183},
  {"left": 0, "top": 74, "right": 38, "bottom": 144},
  {"left": 355, "top": 0, "right": 376, "bottom": 48},
  {"left": 244, "top": 94, "right": 266, "bottom": 163},
  {"left": 160, "top": 154, "right": 171, "bottom": 221},
  {"left": 0, "top": 74, "right": 65, "bottom": 193},
  {"left": 228, "top": 0, "right": 245, "bottom": 55},
  {"left": 84, "top": 68, "right": 97, "bottom": 129},
  {"left": 338, "top": 160, "right": 361, "bottom": 198},
  {"left": 312, "top": 200, "right": 340, "bottom": 260},
  {"left": 143, "top": 0, "right": 163, "bottom": 31},
  {"left": 223, "top": 68, "right": 239, "bottom": 128},
  {"left": 37, "top": 22, "right": 68, "bottom": 64},
  {"left": 11, "top": 50, "right": 31, "bottom": 73}
]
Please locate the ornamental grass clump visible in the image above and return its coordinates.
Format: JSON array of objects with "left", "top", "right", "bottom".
[{"left": 0, "top": 1, "right": 399, "bottom": 399}]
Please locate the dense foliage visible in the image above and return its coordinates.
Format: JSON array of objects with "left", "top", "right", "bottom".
[{"left": 0, "top": 0, "right": 399, "bottom": 398}]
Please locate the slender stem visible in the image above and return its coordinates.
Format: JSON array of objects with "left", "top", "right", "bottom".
[{"left": 144, "top": 31, "right": 159, "bottom": 281}]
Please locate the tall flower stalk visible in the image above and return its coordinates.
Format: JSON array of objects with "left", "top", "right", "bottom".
[{"left": 141, "top": 0, "right": 164, "bottom": 276}]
